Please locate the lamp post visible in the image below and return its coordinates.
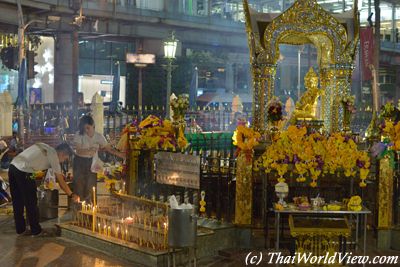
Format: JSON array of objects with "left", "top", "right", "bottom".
[{"left": 163, "top": 32, "right": 178, "bottom": 119}]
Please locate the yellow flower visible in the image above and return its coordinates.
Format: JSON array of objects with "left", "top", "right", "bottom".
[
  {"left": 233, "top": 125, "right": 261, "bottom": 153},
  {"left": 360, "top": 168, "right": 369, "bottom": 180},
  {"left": 139, "top": 115, "right": 161, "bottom": 128},
  {"left": 97, "top": 172, "right": 107, "bottom": 180}
]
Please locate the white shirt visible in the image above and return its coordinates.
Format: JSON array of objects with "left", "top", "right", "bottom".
[
  {"left": 73, "top": 132, "right": 108, "bottom": 158},
  {"left": 11, "top": 143, "right": 62, "bottom": 174}
]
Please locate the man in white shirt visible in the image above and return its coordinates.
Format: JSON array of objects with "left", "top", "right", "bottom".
[{"left": 8, "top": 142, "right": 79, "bottom": 236}]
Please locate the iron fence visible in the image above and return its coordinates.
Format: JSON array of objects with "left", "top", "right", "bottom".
[{"left": 19, "top": 104, "right": 252, "bottom": 136}]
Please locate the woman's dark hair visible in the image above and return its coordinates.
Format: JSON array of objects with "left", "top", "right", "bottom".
[
  {"left": 56, "top": 142, "right": 74, "bottom": 156},
  {"left": 78, "top": 115, "right": 94, "bottom": 135}
]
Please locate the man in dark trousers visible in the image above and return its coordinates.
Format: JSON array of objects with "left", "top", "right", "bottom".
[{"left": 8, "top": 142, "right": 79, "bottom": 236}]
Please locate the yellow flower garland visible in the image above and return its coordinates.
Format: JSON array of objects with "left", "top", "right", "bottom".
[
  {"left": 258, "top": 126, "right": 370, "bottom": 187},
  {"left": 233, "top": 125, "right": 261, "bottom": 163},
  {"left": 232, "top": 125, "right": 261, "bottom": 152},
  {"left": 136, "top": 115, "right": 188, "bottom": 151}
]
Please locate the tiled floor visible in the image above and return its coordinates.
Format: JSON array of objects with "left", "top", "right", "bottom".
[
  {"left": 2, "top": 170, "right": 400, "bottom": 267},
  {"left": 0, "top": 214, "right": 139, "bottom": 267},
  {"left": 1, "top": 170, "right": 137, "bottom": 267}
]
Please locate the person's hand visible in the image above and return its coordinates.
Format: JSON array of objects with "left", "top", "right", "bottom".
[
  {"left": 72, "top": 193, "right": 80, "bottom": 203},
  {"left": 119, "top": 151, "right": 126, "bottom": 160}
]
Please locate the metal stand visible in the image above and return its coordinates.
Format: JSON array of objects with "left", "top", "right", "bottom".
[{"left": 274, "top": 208, "right": 370, "bottom": 257}]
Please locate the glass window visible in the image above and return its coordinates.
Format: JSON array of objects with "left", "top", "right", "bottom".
[
  {"left": 95, "top": 41, "right": 111, "bottom": 59},
  {"left": 79, "top": 40, "right": 95, "bottom": 59},
  {"left": 396, "top": 6, "right": 400, "bottom": 20},
  {"left": 111, "top": 42, "right": 127, "bottom": 61},
  {"left": 127, "top": 43, "right": 136, "bottom": 53},
  {"left": 79, "top": 58, "right": 95, "bottom": 75},
  {"left": 95, "top": 59, "right": 112, "bottom": 75}
]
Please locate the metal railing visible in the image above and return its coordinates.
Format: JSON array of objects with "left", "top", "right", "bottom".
[{"left": 20, "top": 104, "right": 252, "bottom": 136}]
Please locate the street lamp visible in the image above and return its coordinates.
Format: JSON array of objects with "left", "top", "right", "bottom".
[{"left": 163, "top": 32, "right": 178, "bottom": 119}]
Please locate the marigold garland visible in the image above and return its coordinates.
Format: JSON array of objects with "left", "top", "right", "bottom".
[
  {"left": 117, "top": 115, "right": 189, "bottom": 152},
  {"left": 232, "top": 125, "right": 261, "bottom": 162},
  {"left": 256, "top": 126, "right": 370, "bottom": 187}
]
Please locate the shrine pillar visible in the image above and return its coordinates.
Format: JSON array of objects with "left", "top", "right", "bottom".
[
  {"left": 251, "top": 63, "right": 277, "bottom": 133},
  {"left": 320, "top": 64, "right": 354, "bottom": 133},
  {"left": 334, "top": 65, "right": 354, "bottom": 131},
  {"left": 234, "top": 153, "right": 253, "bottom": 225},
  {"left": 377, "top": 156, "right": 394, "bottom": 249},
  {"left": 127, "top": 145, "right": 140, "bottom": 195}
]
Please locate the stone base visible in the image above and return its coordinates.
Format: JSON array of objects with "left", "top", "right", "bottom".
[
  {"left": 391, "top": 227, "right": 400, "bottom": 250},
  {"left": 377, "top": 229, "right": 392, "bottom": 250},
  {"left": 59, "top": 223, "right": 171, "bottom": 267},
  {"left": 58, "top": 218, "right": 251, "bottom": 267}
]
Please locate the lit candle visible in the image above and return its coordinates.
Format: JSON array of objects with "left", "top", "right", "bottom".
[
  {"left": 98, "top": 223, "right": 101, "bottom": 234},
  {"left": 82, "top": 201, "right": 86, "bottom": 211},
  {"left": 92, "top": 187, "right": 96, "bottom": 207},
  {"left": 123, "top": 182, "right": 126, "bottom": 193},
  {"left": 116, "top": 226, "right": 119, "bottom": 238},
  {"left": 92, "top": 207, "right": 96, "bottom": 233},
  {"left": 125, "top": 216, "right": 133, "bottom": 224},
  {"left": 103, "top": 225, "right": 107, "bottom": 235},
  {"left": 108, "top": 226, "right": 111, "bottom": 237},
  {"left": 163, "top": 222, "right": 168, "bottom": 249},
  {"left": 125, "top": 229, "right": 128, "bottom": 241}
]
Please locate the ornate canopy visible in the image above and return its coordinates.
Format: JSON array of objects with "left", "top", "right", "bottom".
[
  {"left": 244, "top": 0, "right": 359, "bottom": 66},
  {"left": 243, "top": 0, "right": 360, "bottom": 133}
]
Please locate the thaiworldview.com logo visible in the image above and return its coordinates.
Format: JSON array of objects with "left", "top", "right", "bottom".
[{"left": 245, "top": 252, "right": 399, "bottom": 265}]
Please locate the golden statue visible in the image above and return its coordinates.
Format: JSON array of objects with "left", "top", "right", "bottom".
[{"left": 290, "top": 67, "right": 323, "bottom": 123}]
